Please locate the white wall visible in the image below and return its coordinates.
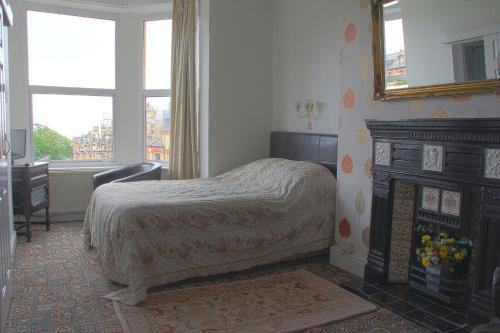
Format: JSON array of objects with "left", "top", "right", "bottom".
[
  {"left": 272, "top": 0, "right": 341, "bottom": 134},
  {"left": 200, "top": 0, "right": 273, "bottom": 176},
  {"left": 9, "top": 1, "right": 31, "bottom": 160},
  {"left": 4, "top": 21, "right": 15, "bottom": 255},
  {"left": 400, "top": 0, "right": 500, "bottom": 86},
  {"left": 198, "top": 0, "right": 210, "bottom": 178},
  {"left": 115, "top": 12, "right": 144, "bottom": 165}
]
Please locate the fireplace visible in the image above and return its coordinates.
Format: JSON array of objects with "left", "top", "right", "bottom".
[
  {"left": 364, "top": 118, "right": 500, "bottom": 320},
  {"left": 383, "top": 180, "right": 470, "bottom": 305}
]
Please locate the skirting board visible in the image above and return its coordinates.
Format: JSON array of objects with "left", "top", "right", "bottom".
[
  {"left": 15, "top": 211, "right": 85, "bottom": 223},
  {"left": 49, "top": 212, "right": 86, "bottom": 222},
  {"left": 329, "top": 245, "right": 367, "bottom": 278}
]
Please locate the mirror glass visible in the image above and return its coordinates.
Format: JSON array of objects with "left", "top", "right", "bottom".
[{"left": 382, "top": 0, "right": 500, "bottom": 91}]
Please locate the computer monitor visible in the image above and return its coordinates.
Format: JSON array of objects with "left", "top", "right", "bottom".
[{"left": 11, "top": 129, "right": 26, "bottom": 161}]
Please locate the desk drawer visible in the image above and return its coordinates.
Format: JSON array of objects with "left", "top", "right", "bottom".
[
  {"left": 12, "top": 162, "right": 50, "bottom": 218},
  {"left": 31, "top": 184, "right": 48, "bottom": 205},
  {"left": 13, "top": 175, "right": 48, "bottom": 191},
  {"left": 12, "top": 163, "right": 49, "bottom": 182}
]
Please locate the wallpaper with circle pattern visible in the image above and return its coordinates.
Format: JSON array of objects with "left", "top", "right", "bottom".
[{"left": 335, "top": 0, "right": 500, "bottom": 260}]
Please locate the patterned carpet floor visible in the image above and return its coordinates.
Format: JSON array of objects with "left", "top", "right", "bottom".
[{"left": 6, "top": 222, "right": 429, "bottom": 333}]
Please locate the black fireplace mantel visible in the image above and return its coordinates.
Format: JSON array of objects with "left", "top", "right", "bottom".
[{"left": 365, "top": 118, "right": 500, "bottom": 320}]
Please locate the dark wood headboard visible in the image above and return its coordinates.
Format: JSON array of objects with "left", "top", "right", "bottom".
[{"left": 270, "top": 131, "right": 338, "bottom": 176}]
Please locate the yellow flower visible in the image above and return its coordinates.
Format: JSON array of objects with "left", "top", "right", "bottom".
[
  {"left": 439, "top": 251, "right": 448, "bottom": 259},
  {"left": 440, "top": 231, "right": 449, "bottom": 238},
  {"left": 447, "top": 238, "right": 455, "bottom": 244},
  {"left": 416, "top": 249, "right": 422, "bottom": 256},
  {"left": 421, "top": 257, "right": 431, "bottom": 267},
  {"left": 454, "top": 252, "right": 465, "bottom": 261},
  {"left": 422, "top": 235, "right": 432, "bottom": 243}
]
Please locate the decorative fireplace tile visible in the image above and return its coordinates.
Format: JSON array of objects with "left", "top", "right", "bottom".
[
  {"left": 441, "top": 190, "right": 461, "bottom": 216},
  {"left": 388, "top": 181, "right": 415, "bottom": 283},
  {"left": 375, "top": 142, "right": 391, "bottom": 166},
  {"left": 422, "top": 145, "right": 443, "bottom": 172},
  {"left": 485, "top": 149, "right": 500, "bottom": 179},
  {"left": 421, "top": 187, "right": 440, "bottom": 212}
]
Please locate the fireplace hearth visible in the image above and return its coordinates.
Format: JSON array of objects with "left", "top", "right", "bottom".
[{"left": 362, "top": 119, "right": 500, "bottom": 324}]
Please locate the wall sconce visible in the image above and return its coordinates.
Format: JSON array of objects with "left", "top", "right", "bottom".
[{"left": 296, "top": 98, "right": 322, "bottom": 129}]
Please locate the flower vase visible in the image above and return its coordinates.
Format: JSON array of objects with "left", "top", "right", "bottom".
[{"left": 425, "top": 265, "right": 442, "bottom": 292}]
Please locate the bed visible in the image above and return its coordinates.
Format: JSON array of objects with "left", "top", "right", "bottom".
[{"left": 83, "top": 132, "right": 338, "bottom": 305}]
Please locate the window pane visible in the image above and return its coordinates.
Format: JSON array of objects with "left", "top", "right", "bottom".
[
  {"left": 144, "top": 20, "right": 172, "bottom": 89},
  {"left": 384, "top": 18, "right": 408, "bottom": 89},
  {"left": 145, "top": 97, "right": 170, "bottom": 162},
  {"left": 32, "top": 94, "right": 113, "bottom": 161},
  {"left": 28, "top": 11, "right": 115, "bottom": 89}
]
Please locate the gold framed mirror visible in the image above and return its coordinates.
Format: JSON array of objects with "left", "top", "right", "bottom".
[{"left": 372, "top": 0, "right": 500, "bottom": 100}]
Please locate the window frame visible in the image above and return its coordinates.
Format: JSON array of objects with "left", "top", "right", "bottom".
[
  {"left": 26, "top": 5, "right": 118, "bottom": 167},
  {"left": 142, "top": 13, "right": 172, "bottom": 165}
]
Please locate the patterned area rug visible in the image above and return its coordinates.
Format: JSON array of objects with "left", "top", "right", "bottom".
[
  {"left": 114, "top": 270, "right": 377, "bottom": 333},
  {"left": 6, "top": 222, "right": 429, "bottom": 332}
]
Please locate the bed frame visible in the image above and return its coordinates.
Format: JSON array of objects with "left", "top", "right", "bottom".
[{"left": 270, "top": 131, "right": 338, "bottom": 176}]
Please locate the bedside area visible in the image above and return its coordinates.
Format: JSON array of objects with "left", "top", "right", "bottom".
[{"left": 12, "top": 162, "right": 50, "bottom": 242}]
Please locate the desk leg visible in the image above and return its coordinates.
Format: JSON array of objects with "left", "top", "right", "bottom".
[
  {"left": 45, "top": 208, "right": 50, "bottom": 231},
  {"left": 26, "top": 218, "right": 32, "bottom": 242}
]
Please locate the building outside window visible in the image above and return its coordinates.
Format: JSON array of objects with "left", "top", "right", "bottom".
[
  {"left": 27, "top": 10, "right": 115, "bottom": 162},
  {"left": 143, "top": 19, "right": 172, "bottom": 164},
  {"left": 145, "top": 97, "right": 170, "bottom": 161}
]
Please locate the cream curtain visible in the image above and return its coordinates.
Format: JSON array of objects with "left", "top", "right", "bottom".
[{"left": 170, "top": 0, "right": 199, "bottom": 179}]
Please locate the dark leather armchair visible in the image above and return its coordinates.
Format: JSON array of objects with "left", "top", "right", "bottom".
[
  {"left": 472, "top": 266, "right": 500, "bottom": 333},
  {"left": 93, "top": 162, "right": 162, "bottom": 190}
]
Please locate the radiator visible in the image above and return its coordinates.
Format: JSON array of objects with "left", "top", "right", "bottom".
[
  {"left": 47, "top": 167, "right": 166, "bottom": 216},
  {"left": 48, "top": 170, "right": 97, "bottom": 214}
]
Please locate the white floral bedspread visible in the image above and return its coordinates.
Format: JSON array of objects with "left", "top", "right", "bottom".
[{"left": 82, "top": 158, "right": 336, "bottom": 305}]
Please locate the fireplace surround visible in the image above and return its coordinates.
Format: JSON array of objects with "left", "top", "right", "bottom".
[{"left": 364, "top": 118, "right": 500, "bottom": 320}]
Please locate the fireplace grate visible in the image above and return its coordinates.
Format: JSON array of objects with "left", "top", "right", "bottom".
[
  {"left": 416, "top": 210, "right": 460, "bottom": 229},
  {"left": 409, "top": 265, "right": 468, "bottom": 305}
]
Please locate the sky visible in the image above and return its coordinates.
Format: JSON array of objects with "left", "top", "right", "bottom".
[
  {"left": 384, "top": 18, "right": 406, "bottom": 55},
  {"left": 27, "top": 11, "right": 172, "bottom": 139},
  {"left": 145, "top": 20, "right": 172, "bottom": 90},
  {"left": 147, "top": 97, "right": 171, "bottom": 119}
]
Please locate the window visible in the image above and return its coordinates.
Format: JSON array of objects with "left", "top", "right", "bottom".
[
  {"left": 144, "top": 19, "right": 172, "bottom": 164},
  {"left": 384, "top": 18, "right": 408, "bottom": 89},
  {"left": 32, "top": 95, "right": 113, "bottom": 161},
  {"left": 27, "top": 11, "right": 115, "bottom": 161}
]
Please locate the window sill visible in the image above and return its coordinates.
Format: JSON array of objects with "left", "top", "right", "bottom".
[
  {"left": 48, "top": 165, "right": 169, "bottom": 179},
  {"left": 49, "top": 166, "right": 117, "bottom": 173},
  {"left": 14, "top": 159, "right": 169, "bottom": 178}
]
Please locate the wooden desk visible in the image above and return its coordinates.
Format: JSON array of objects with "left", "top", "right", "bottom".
[{"left": 12, "top": 162, "right": 50, "bottom": 242}]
